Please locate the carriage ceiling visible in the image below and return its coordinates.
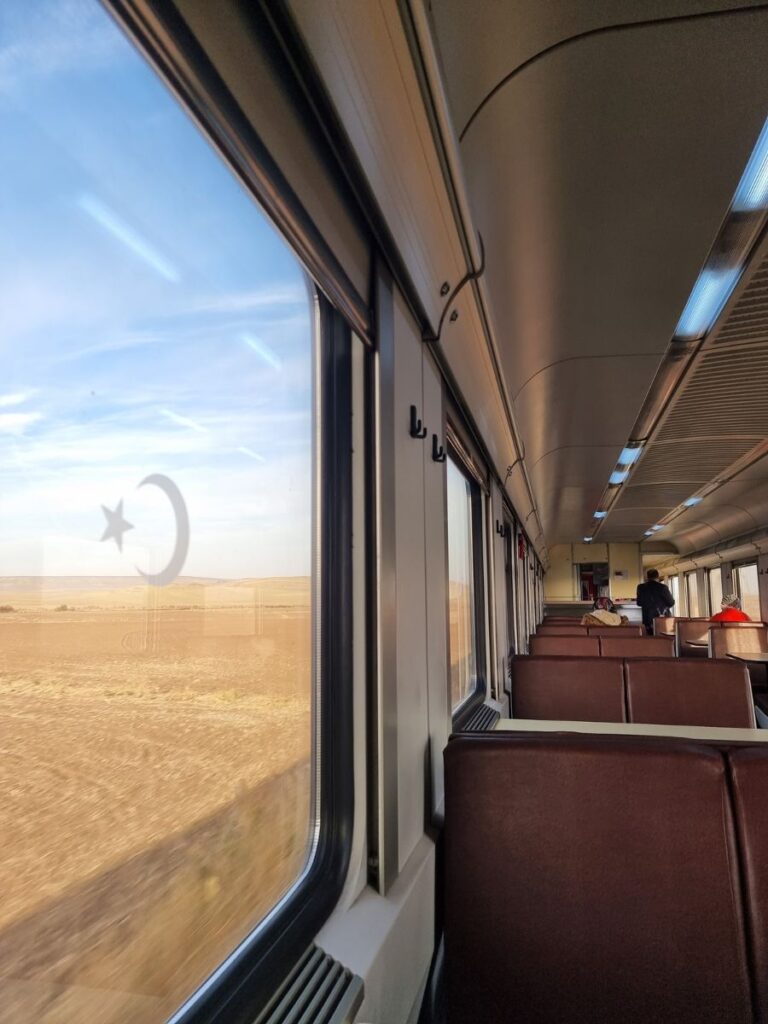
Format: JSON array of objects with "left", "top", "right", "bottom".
[{"left": 429, "top": 0, "right": 768, "bottom": 552}]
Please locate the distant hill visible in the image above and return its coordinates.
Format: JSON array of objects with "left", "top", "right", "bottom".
[{"left": 0, "top": 577, "right": 226, "bottom": 592}]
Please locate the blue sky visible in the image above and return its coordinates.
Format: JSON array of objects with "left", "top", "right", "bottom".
[{"left": 0, "top": 0, "right": 313, "bottom": 580}]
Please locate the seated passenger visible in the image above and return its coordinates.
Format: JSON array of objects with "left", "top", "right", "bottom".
[
  {"left": 581, "top": 596, "right": 628, "bottom": 626},
  {"left": 711, "top": 595, "right": 751, "bottom": 622}
]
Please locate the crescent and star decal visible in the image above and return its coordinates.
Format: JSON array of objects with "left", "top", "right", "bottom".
[{"left": 99, "top": 474, "right": 189, "bottom": 587}]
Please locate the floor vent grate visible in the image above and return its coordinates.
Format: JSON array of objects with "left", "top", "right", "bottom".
[
  {"left": 461, "top": 704, "right": 500, "bottom": 731},
  {"left": 255, "top": 944, "right": 363, "bottom": 1024}
]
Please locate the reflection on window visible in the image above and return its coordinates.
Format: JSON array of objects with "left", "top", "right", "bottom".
[
  {"left": 669, "top": 574, "right": 680, "bottom": 609},
  {"left": 0, "top": 3, "right": 315, "bottom": 1021},
  {"left": 686, "top": 573, "right": 700, "bottom": 617},
  {"left": 708, "top": 568, "right": 723, "bottom": 615},
  {"left": 737, "top": 563, "right": 761, "bottom": 620},
  {"left": 447, "top": 457, "right": 477, "bottom": 709}
]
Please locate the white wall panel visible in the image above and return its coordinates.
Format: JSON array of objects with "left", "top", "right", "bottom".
[
  {"left": 393, "top": 291, "right": 430, "bottom": 870},
  {"left": 490, "top": 482, "right": 509, "bottom": 698},
  {"left": 421, "top": 351, "right": 449, "bottom": 818}
]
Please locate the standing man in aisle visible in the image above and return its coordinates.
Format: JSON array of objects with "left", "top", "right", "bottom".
[{"left": 636, "top": 568, "right": 675, "bottom": 635}]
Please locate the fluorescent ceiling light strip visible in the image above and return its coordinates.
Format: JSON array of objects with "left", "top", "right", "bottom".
[
  {"left": 675, "top": 267, "right": 742, "bottom": 340},
  {"left": 618, "top": 446, "right": 642, "bottom": 466},
  {"left": 733, "top": 115, "right": 768, "bottom": 212},
  {"left": 593, "top": 511, "right": 607, "bottom": 519},
  {"left": 683, "top": 496, "right": 702, "bottom": 507},
  {"left": 609, "top": 470, "right": 629, "bottom": 485}
]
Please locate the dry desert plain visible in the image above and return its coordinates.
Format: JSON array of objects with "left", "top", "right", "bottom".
[{"left": 0, "top": 576, "right": 312, "bottom": 1024}]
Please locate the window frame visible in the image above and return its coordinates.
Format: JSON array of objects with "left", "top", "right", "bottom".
[
  {"left": 707, "top": 567, "right": 723, "bottom": 617},
  {"left": 685, "top": 571, "right": 700, "bottom": 618},
  {"left": 166, "top": 301, "right": 355, "bottom": 1024},
  {"left": 446, "top": 444, "right": 488, "bottom": 729},
  {"left": 81, "top": 3, "right": 360, "bottom": 1016},
  {"left": 502, "top": 509, "right": 519, "bottom": 657},
  {"left": 668, "top": 573, "right": 680, "bottom": 612},
  {"left": 734, "top": 561, "right": 761, "bottom": 621}
]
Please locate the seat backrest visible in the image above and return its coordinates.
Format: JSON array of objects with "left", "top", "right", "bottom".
[
  {"left": 509, "top": 657, "right": 625, "bottom": 722},
  {"left": 654, "top": 615, "right": 676, "bottom": 636},
  {"left": 536, "top": 625, "right": 588, "bottom": 636},
  {"left": 625, "top": 658, "right": 755, "bottom": 728},
  {"left": 676, "top": 618, "right": 713, "bottom": 655},
  {"left": 587, "top": 624, "right": 644, "bottom": 637},
  {"left": 729, "top": 749, "right": 768, "bottom": 1023},
  {"left": 710, "top": 625, "right": 768, "bottom": 658},
  {"left": 599, "top": 635, "right": 674, "bottom": 658},
  {"left": 444, "top": 733, "right": 752, "bottom": 1024},
  {"left": 529, "top": 636, "right": 600, "bottom": 657}
]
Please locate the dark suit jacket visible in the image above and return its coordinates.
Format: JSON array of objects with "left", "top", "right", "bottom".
[{"left": 636, "top": 580, "right": 675, "bottom": 628}]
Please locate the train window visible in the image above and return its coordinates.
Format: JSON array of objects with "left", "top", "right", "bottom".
[
  {"left": 503, "top": 517, "right": 518, "bottom": 655},
  {"left": 447, "top": 456, "right": 480, "bottom": 708},
  {"left": 0, "top": 3, "right": 351, "bottom": 1021},
  {"left": 708, "top": 568, "right": 723, "bottom": 615},
  {"left": 516, "top": 530, "right": 529, "bottom": 652},
  {"left": 668, "top": 574, "right": 680, "bottom": 610},
  {"left": 736, "top": 563, "right": 761, "bottom": 621},
  {"left": 686, "top": 572, "right": 701, "bottom": 617}
]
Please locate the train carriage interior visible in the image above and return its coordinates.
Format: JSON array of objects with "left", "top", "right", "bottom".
[{"left": 4, "top": 0, "right": 768, "bottom": 1022}]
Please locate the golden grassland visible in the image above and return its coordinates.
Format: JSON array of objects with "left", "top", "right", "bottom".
[
  {"left": 0, "top": 577, "right": 312, "bottom": 1024},
  {"left": 448, "top": 579, "right": 473, "bottom": 708}
]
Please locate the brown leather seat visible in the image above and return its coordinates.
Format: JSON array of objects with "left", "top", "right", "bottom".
[
  {"left": 509, "top": 656, "right": 625, "bottom": 722},
  {"left": 625, "top": 658, "right": 755, "bottom": 728},
  {"left": 529, "top": 636, "right": 600, "bottom": 657},
  {"left": 709, "top": 627, "right": 768, "bottom": 692},
  {"left": 536, "top": 625, "right": 588, "bottom": 635},
  {"left": 599, "top": 635, "right": 674, "bottom": 658},
  {"left": 653, "top": 615, "right": 676, "bottom": 636},
  {"left": 587, "top": 624, "right": 644, "bottom": 637},
  {"left": 729, "top": 749, "right": 768, "bottom": 1023},
  {"left": 676, "top": 618, "right": 713, "bottom": 657},
  {"left": 709, "top": 624, "right": 768, "bottom": 658},
  {"left": 444, "top": 733, "right": 752, "bottom": 1024}
]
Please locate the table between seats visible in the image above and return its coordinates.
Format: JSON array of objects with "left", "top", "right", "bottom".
[
  {"left": 494, "top": 718, "right": 768, "bottom": 742},
  {"left": 726, "top": 652, "right": 768, "bottom": 663}
]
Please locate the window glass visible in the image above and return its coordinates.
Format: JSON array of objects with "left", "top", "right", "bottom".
[
  {"left": 686, "top": 573, "right": 700, "bottom": 617},
  {"left": 517, "top": 533, "right": 528, "bottom": 651},
  {"left": 708, "top": 568, "right": 723, "bottom": 615},
  {"left": 503, "top": 520, "right": 517, "bottom": 655},
  {"left": 447, "top": 457, "right": 478, "bottom": 708},
  {"left": 736, "top": 563, "right": 761, "bottom": 621},
  {"left": 668, "top": 574, "right": 680, "bottom": 609},
  {"left": 0, "top": 3, "right": 316, "bottom": 1020}
]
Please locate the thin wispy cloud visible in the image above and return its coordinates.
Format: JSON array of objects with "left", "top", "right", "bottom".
[
  {"left": 238, "top": 447, "right": 266, "bottom": 462},
  {"left": 160, "top": 409, "right": 208, "bottom": 434},
  {"left": 0, "top": 391, "right": 35, "bottom": 408},
  {"left": 0, "top": 412, "right": 42, "bottom": 434},
  {"left": 78, "top": 193, "right": 181, "bottom": 283},
  {"left": 242, "top": 332, "right": 282, "bottom": 370},
  {"left": 189, "top": 283, "right": 308, "bottom": 314},
  {"left": 0, "top": 0, "right": 123, "bottom": 95}
]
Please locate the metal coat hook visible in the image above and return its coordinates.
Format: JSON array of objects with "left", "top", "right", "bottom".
[
  {"left": 423, "top": 233, "right": 486, "bottom": 344},
  {"left": 495, "top": 520, "right": 507, "bottom": 538},
  {"left": 409, "top": 405, "right": 427, "bottom": 439},
  {"left": 432, "top": 434, "right": 446, "bottom": 462}
]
